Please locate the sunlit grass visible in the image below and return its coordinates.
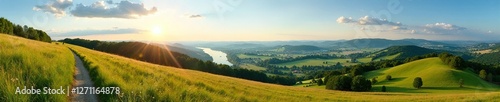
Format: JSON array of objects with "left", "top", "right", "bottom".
[
  {"left": 66, "top": 43, "right": 500, "bottom": 101},
  {"left": 364, "top": 57, "right": 500, "bottom": 93},
  {"left": 0, "top": 34, "right": 74, "bottom": 101}
]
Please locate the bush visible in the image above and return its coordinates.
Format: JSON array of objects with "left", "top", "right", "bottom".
[
  {"left": 381, "top": 85, "right": 386, "bottom": 92},
  {"left": 317, "top": 78, "right": 324, "bottom": 86},
  {"left": 458, "top": 79, "right": 464, "bottom": 88},
  {"left": 371, "top": 77, "right": 377, "bottom": 84},
  {"left": 350, "top": 67, "right": 363, "bottom": 76},
  {"left": 351, "top": 75, "right": 372, "bottom": 91},
  {"left": 386, "top": 75, "right": 392, "bottom": 80},
  {"left": 487, "top": 73, "right": 493, "bottom": 82},
  {"left": 413, "top": 77, "right": 423, "bottom": 89},
  {"left": 326, "top": 75, "right": 352, "bottom": 91},
  {"left": 479, "top": 69, "right": 487, "bottom": 80}
]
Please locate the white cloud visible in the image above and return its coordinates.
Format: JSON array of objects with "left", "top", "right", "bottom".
[
  {"left": 425, "top": 23, "right": 466, "bottom": 30},
  {"left": 70, "top": 1, "right": 157, "bottom": 19},
  {"left": 422, "top": 23, "right": 466, "bottom": 34},
  {"left": 336, "top": 16, "right": 354, "bottom": 23},
  {"left": 337, "top": 16, "right": 402, "bottom": 26},
  {"left": 33, "top": 0, "right": 73, "bottom": 17}
]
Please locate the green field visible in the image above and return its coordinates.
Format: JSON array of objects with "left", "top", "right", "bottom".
[
  {"left": 236, "top": 54, "right": 273, "bottom": 60},
  {"left": 0, "top": 34, "right": 74, "bottom": 101},
  {"left": 274, "top": 58, "right": 372, "bottom": 67},
  {"left": 239, "top": 63, "right": 267, "bottom": 71},
  {"left": 364, "top": 57, "right": 500, "bottom": 93},
  {"left": 66, "top": 41, "right": 500, "bottom": 101}
]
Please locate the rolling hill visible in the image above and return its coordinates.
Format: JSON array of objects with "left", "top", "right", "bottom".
[
  {"left": 2, "top": 34, "right": 500, "bottom": 101},
  {"left": 152, "top": 43, "right": 213, "bottom": 61},
  {"left": 364, "top": 57, "right": 499, "bottom": 93},
  {"left": 335, "top": 38, "right": 455, "bottom": 49},
  {"left": 65, "top": 43, "right": 500, "bottom": 101}
]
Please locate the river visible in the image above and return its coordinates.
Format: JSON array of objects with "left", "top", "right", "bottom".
[{"left": 197, "top": 47, "right": 233, "bottom": 66}]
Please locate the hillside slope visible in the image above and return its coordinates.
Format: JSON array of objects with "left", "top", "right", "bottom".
[
  {"left": 0, "top": 34, "right": 74, "bottom": 101},
  {"left": 365, "top": 57, "right": 499, "bottom": 93},
  {"left": 66, "top": 43, "right": 500, "bottom": 101}
]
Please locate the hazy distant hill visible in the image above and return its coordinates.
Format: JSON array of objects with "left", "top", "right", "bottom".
[
  {"left": 371, "top": 45, "right": 472, "bottom": 60},
  {"left": 157, "top": 43, "right": 213, "bottom": 61},
  {"left": 272, "top": 45, "right": 323, "bottom": 52},
  {"left": 335, "top": 38, "right": 456, "bottom": 49}
]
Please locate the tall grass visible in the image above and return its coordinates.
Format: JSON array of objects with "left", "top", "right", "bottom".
[
  {"left": 66, "top": 43, "right": 500, "bottom": 101},
  {"left": 0, "top": 34, "right": 74, "bottom": 101}
]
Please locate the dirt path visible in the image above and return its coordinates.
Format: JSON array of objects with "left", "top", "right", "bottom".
[{"left": 71, "top": 52, "right": 98, "bottom": 102}]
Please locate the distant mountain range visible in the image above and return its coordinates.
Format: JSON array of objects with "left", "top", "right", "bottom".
[
  {"left": 181, "top": 38, "right": 485, "bottom": 52},
  {"left": 370, "top": 45, "right": 473, "bottom": 60}
]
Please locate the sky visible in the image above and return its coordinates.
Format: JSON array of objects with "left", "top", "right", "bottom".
[{"left": 0, "top": 0, "right": 499, "bottom": 41}]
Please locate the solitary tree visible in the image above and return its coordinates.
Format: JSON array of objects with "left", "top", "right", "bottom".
[
  {"left": 458, "top": 79, "right": 464, "bottom": 88},
  {"left": 479, "top": 69, "right": 487, "bottom": 80},
  {"left": 386, "top": 75, "right": 392, "bottom": 80},
  {"left": 381, "top": 85, "right": 386, "bottom": 92},
  {"left": 413, "top": 77, "right": 423, "bottom": 89}
]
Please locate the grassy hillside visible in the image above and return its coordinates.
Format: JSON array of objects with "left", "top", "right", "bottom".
[
  {"left": 0, "top": 34, "right": 74, "bottom": 101},
  {"left": 364, "top": 57, "right": 499, "bottom": 93},
  {"left": 66, "top": 42, "right": 500, "bottom": 101}
]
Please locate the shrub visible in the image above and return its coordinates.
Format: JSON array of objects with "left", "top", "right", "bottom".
[
  {"left": 386, "top": 75, "right": 392, "bottom": 80},
  {"left": 458, "top": 79, "right": 464, "bottom": 88},
  {"left": 371, "top": 77, "right": 377, "bottom": 84},
  {"left": 381, "top": 85, "right": 386, "bottom": 92},
  {"left": 479, "top": 69, "right": 487, "bottom": 80},
  {"left": 487, "top": 73, "right": 493, "bottom": 82},
  {"left": 413, "top": 77, "right": 423, "bottom": 89},
  {"left": 351, "top": 75, "right": 372, "bottom": 91},
  {"left": 317, "top": 78, "right": 324, "bottom": 86}
]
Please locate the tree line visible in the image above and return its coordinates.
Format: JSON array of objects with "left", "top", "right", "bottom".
[
  {"left": 60, "top": 38, "right": 297, "bottom": 85},
  {"left": 0, "top": 17, "right": 51, "bottom": 42}
]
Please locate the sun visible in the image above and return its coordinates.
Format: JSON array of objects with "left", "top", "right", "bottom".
[{"left": 151, "top": 26, "right": 163, "bottom": 36}]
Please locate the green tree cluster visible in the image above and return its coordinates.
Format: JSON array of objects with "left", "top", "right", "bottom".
[
  {"left": 438, "top": 52, "right": 464, "bottom": 70},
  {"left": 326, "top": 75, "right": 371, "bottom": 91},
  {"left": 0, "top": 17, "right": 51, "bottom": 42}
]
